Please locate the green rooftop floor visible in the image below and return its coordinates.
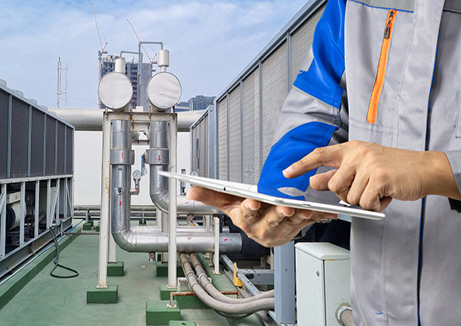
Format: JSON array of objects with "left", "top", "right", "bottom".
[{"left": 0, "top": 222, "right": 264, "bottom": 326}]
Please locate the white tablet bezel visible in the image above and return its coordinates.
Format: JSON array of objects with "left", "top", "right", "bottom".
[{"left": 159, "top": 171, "right": 385, "bottom": 220}]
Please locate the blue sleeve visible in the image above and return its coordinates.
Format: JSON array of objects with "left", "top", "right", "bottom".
[
  {"left": 257, "top": 0, "right": 346, "bottom": 199},
  {"left": 294, "top": 0, "right": 346, "bottom": 109}
]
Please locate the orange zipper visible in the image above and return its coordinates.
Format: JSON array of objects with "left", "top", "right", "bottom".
[{"left": 367, "top": 9, "right": 397, "bottom": 124}]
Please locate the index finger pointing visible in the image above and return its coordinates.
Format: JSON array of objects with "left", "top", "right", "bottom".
[{"left": 282, "top": 144, "right": 345, "bottom": 179}]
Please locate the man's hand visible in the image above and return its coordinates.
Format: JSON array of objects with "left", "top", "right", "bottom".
[
  {"left": 186, "top": 186, "right": 336, "bottom": 247},
  {"left": 283, "top": 140, "right": 460, "bottom": 211}
]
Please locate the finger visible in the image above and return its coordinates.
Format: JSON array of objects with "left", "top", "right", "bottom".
[
  {"left": 327, "top": 163, "right": 357, "bottom": 203},
  {"left": 359, "top": 183, "right": 392, "bottom": 211},
  {"left": 284, "top": 209, "right": 311, "bottom": 226},
  {"left": 265, "top": 206, "right": 294, "bottom": 229},
  {"left": 346, "top": 171, "right": 369, "bottom": 206},
  {"left": 239, "top": 198, "right": 262, "bottom": 224},
  {"left": 308, "top": 211, "right": 338, "bottom": 222},
  {"left": 283, "top": 144, "right": 346, "bottom": 179},
  {"left": 310, "top": 169, "right": 337, "bottom": 191},
  {"left": 186, "top": 186, "right": 244, "bottom": 215}
]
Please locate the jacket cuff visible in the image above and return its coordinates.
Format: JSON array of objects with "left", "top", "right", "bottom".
[{"left": 445, "top": 150, "right": 461, "bottom": 194}]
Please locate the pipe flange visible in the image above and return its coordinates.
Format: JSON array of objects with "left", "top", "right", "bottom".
[
  {"left": 110, "top": 149, "right": 135, "bottom": 165},
  {"left": 146, "top": 148, "right": 169, "bottom": 165}
]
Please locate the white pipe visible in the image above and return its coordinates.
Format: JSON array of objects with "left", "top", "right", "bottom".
[
  {"left": 74, "top": 197, "right": 221, "bottom": 215},
  {"left": 168, "top": 116, "right": 178, "bottom": 288},
  {"left": 97, "top": 112, "right": 111, "bottom": 288},
  {"left": 48, "top": 108, "right": 205, "bottom": 132},
  {"left": 108, "top": 233, "right": 117, "bottom": 263},
  {"left": 114, "top": 58, "right": 126, "bottom": 73},
  {"left": 213, "top": 217, "right": 220, "bottom": 274}
]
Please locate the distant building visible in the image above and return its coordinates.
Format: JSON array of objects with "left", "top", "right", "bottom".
[
  {"left": 174, "top": 101, "right": 190, "bottom": 112},
  {"left": 100, "top": 55, "right": 152, "bottom": 110},
  {"left": 188, "top": 95, "right": 215, "bottom": 111}
]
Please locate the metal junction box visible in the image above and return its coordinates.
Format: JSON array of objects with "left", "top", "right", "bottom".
[{"left": 295, "top": 242, "right": 350, "bottom": 326}]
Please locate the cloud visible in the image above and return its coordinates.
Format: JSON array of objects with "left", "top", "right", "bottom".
[{"left": 0, "top": 0, "right": 305, "bottom": 108}]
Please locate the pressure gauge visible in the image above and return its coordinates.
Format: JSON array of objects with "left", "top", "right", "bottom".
[{"left": 133, "top": 170, "right": 142, "bottom": 182}]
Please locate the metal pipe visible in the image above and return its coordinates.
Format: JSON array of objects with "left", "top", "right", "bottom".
[
  {"left": 74, "top": 199, "right": 220, "bottom": 215},
  {"left": 108, "top": 120, "right": 241, "bottom": 254},
  {"left": 138, "top": 41, "right": 164, "bottom": 90},
  {"left": 147, "top": 121, "right": 170, "bottom": 213},
  {"left": 47, "top": 108, "right": 205, "bottom": 132},
  {"left": 120, "top": 50, "right": 143, "bottom": 62},
  {"left": 105, "top": 115, "right": 241, "bottom": 263},
  {"left": 97, "top": 112, "right": 111, "bottom": 288},
  {"left": 169, "top": 290, "right": 239, "bottom": 308},
  {"left": 213, "top": 217, "right": 220, "bottom": 274},
  {"left": 189, "top": 253, "right": 275, "bottom": 304},
  {"left": 168, "top": 116, "right": 178, "bottom": 288},
  {"left": 111, "top": 230, "right": 241, "bottom": 253},
  {"left": 179, "top": 254, "right": 274, "bottom": 314}
]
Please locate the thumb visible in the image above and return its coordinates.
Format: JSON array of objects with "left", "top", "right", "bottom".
[{"left": 309, "top": 170, "right": 337, "bottom": 191}]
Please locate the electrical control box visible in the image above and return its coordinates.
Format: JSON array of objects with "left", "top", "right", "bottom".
[{"left": 295, "top": 242, "right": 351, "bottom": 326}]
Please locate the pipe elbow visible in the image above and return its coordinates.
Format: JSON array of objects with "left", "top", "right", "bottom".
[
  {"left": 150, "top": 188, "right": 169, "bottom": 213},
  {"left": 112, "top": 228, "right": 137, "bottom": 252}
]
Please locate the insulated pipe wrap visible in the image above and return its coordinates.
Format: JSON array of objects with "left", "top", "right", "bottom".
[
  {"left": 110, "top": 120, "right": 133, "bottom": 244},
  {"left": 149, "top": 121, "right": 170, "bottom": 212},
  {"left": 110, "top": 149, "right": 134, "bottom": 165},
  {"left": 179, "top": 254, "right": 274, "bottom": 314},
  {"left": 111, "top": 231, "right": 242, "bottom": 253}
]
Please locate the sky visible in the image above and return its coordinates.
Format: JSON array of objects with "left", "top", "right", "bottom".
[{"left": 0, "top": 0, "right": 307, "bottom": 109}]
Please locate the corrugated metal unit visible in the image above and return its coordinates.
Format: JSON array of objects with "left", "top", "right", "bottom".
[
  {"left": 10, "top": 97, "right": 29, "bottom": 178},
  {"left": 30, "top": 109, "right": 45, "bottom": 177},
  {"left": 0, "top": 91, "right": 7, "bottom": 178},
  {"left": 261, "top": 41, "right": 288, "bottom": 163},
  {"left": 217, "top": 97, "right": 228, "bottom": 180},
  {"left": 202, "top": 113, "right": 209, "bottom": 177},
  {"left": 0, "top": 83, "right": 74, "bottom": 279},
  {"left": 191, "top": 107, "right": 216, "bottom": 178},
  {"left": 228, "top": 87, "right": 241, "bottom": 182},
  {"left": 290, "top": 6, "right": 324, "bottom": 84},
  {"left": 194, "top": 0, "right": 326, "bottom": 183},
  {"left": 191, "top": 121, "right": 198, "bottom": 174},
  {"left": 241, "top": 69, "right": 260, "bottom": 185},
  {"left": 191, "top": 111, "right": 210, "bottom": 177}
]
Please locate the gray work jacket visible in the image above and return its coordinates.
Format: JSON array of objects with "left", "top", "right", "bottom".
[{"left": 259, "top": 0, "right": 461, "bottom": 324}]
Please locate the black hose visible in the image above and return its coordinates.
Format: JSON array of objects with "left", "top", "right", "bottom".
[{"left": 49, "top": 226, "right": 79, "bottom": 279}]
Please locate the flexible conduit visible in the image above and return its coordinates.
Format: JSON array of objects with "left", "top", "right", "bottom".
[
  {"left": 188, "top": 253, "right": 274, "bottom": 304},
  {"left": 179, "top": 253, "right": 274, "bottom": 314},
  {"left": 336, "top": 304, "right": 353, "bottom": 326}
]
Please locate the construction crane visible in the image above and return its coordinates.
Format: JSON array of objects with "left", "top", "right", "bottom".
[
  {"left": 91, "top": 3, "right": 108, "bottom": 79},
  {"left": 127, "top": 19, "right": 156, "bottom": 64}
]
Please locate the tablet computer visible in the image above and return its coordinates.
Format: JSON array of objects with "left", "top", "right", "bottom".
[{"left": 159, "top": 171, "right": 385, "bottom": 221}]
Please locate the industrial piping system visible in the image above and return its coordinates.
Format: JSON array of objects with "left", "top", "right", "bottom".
[
  {"left": 95, "top": 49, "right": 243, "bottom": 289},
  {"left": 108, "top": 119, "right": 241, "bottom": 253}
]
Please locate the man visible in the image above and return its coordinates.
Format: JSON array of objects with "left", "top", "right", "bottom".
[{"left": 188, "top": 0, "right": 461, "bottom": 324}]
